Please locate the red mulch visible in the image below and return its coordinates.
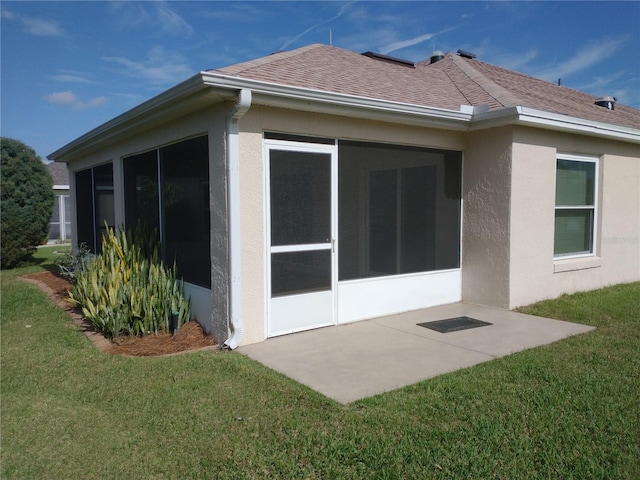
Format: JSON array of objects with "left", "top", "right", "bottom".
[{"left": 21, "top": 270, "right": 217, "bottom": 356}]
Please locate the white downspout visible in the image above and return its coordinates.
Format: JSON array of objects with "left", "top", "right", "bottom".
[{"left": 223, "top": 89, "right": 252, "bottom": 349}]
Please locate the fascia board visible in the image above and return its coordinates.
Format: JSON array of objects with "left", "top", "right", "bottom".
[
  {"left": 201, "top": 72, "right": 473, "bottom": 130},
  {"left": 471, "top": 106, "right": 640, "bottom": 144},
  {"left": 48, "top": 74, "right": 233, "bottom": 162}
]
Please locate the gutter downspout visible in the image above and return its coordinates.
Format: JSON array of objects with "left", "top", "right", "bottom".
[{"left": 223, "top": 89, "right": 252, "bottom": 349}]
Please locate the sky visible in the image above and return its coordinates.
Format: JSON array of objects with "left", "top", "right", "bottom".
[{"left": 2, "top": 1, "right": 639, "bottom": 161}]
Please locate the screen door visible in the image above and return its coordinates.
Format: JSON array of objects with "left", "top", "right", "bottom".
[{"left": 266, "top": 141, "right": 337, "bottom": 336}]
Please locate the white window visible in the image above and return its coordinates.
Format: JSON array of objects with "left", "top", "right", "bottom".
[{"left": 554, "top": 154, "right": 598, "bottom": 258}]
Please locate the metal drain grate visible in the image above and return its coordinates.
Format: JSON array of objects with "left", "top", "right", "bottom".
[{"left": 417, "top": 316, "right": 492, "bottom": 333}]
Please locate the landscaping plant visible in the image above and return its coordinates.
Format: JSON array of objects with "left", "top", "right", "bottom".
[
  {"left": 55, "top": 243, "right": 91, "bottom": 282},
  {"left": 68, "top": 224, "right": 191, "bottom": 339}
]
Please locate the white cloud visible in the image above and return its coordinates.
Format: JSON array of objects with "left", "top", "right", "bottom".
[
  {"left": 280, "top": 2, "right": 356, "bottom": 50},
  {"left": 576, "top": 71, "right": 626, "bottom": 92},
  {"left": 153, "top": 1, "right": 194, "bottom": 36},
  {"left": 45, "top": 91, "right": 107, "bottom": 109},
  {"left": 2, "top": 9, "right": 64, "bottom": 37},
  {"left": 102, "top": 46, "right": 193, "bottom": 86},
  {"left": 379, "top": 28, "right": 456, "bottom": 55},
  {"left": 493, "top": 49, "right": 539, "bottom": 72},
  {"left": 532, "top": 36, "right": 629, "bottom": 82},
  {"left": 51, "top": 74, "right": 96, "bottom": 84},
  {"left": 108, "top": 1, "right": 193, "bottom": 36}
]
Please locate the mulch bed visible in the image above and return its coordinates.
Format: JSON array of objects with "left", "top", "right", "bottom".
[{"left": 20, "top": 270, "right": 217, "bottom": 357}]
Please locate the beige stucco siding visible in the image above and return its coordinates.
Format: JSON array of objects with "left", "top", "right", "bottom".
[
  {"left": 508, "top": 140, "right": 557, "bottom": 307},
  {"left": 509, "top": 127, "right": 640, "bottom": 308},
  {"left": 238, "top": 105, "right": 466, "bottom": 345},
  {"left": 597, "top": 153, "right": 640, "bottom": 282},
  {"left": 461, "top": 128, "right": 513, "bottom": 308}
]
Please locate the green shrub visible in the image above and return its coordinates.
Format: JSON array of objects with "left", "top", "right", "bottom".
[
  {"left": 1, "top": 137, "right": 54, "bottom": 268},
  {"left": 69, "top": 225, "right": 191, "bottom": 339}
]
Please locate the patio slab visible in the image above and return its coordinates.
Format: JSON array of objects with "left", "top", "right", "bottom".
[{"left": 238, "top": 303, "right": 594, "bottom": 404}]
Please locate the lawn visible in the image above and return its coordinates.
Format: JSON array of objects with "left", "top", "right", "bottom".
[{"left": 2, "top": 247, "right": 639, "bottom": 479}]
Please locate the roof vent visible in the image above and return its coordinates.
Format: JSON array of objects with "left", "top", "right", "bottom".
[
  {"left": 361, "top": 51, "right": 415, "bottom": 67},
  {"left": 430, "top": 50, "right": 445, "bottom": 64},
  {"left": 457, "top": 49, "right": 476, "bottom": 59},
  {"left": 595, "top": 96, "right": 616, "bottom": 110}
]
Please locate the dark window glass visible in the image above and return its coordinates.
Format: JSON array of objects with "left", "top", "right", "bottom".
[
  {"left": 338, "top": 142, "right": 461, "bottom": 280},
  {"left": 75, "top": 168, "right": 95, "bottom": 250},
  {"left": 123, "top": 136, "right": 210, "bottom": 288},
  {"left": 161, "top": 136, "right": 210, "bottom": 288},
  {"left": 270, "top": 150, "right": 331, "bottom": 246},
  {"left": 51, "top": 195, "right": 61, "bottom": 223},
  {"left": 94, "top": 163, "right": 115, "bottom": 247},
  {"left": 264, "top": 132, "right": 335, "bottom": 145},
  {"left": 74, "top": 164, "right": 113, "bottom": 253},
  {"left": 124, "top": 150, "right": 160, "bottom": 238},
  {"left": 368, "top": 169, "right": 397, "bottom": 274},
  {"left": 554, "top": 209, "right": 594, "bottom": 256},
  {"left": 271, "top": 250, "right": 332, "bottom": 296},
  {"left": 401, "top": 166, "right": 437, "bottom": 272},
  {"left": 49, "top": 223, "right": 61, "bottom": 239}
]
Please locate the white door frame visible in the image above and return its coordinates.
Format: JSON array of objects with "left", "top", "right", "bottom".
[{"left": 265, "top": 139, "right": 338, "bottom": 337}]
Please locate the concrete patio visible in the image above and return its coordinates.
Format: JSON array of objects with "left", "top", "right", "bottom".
[{"left": 238, "top": 303, "right": 595, "bottom": 403}]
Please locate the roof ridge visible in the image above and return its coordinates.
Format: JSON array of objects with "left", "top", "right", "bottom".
[
  {"left": 212, "top": 44, "right": 326, "bottom": 75},
  {"left": 450, "top": 54, "right": 521, "bottom": 107}
]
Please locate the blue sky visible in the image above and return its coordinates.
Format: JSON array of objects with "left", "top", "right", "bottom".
[{"left": 2, "top": 1, "right": 639, "bottom": 161}]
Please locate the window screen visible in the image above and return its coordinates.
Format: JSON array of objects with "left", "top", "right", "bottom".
[
  {"left": 338, "top": 141, "right": 461, "bottom": 280},
  {"left": 75, "top": 163, "right": 113, "bottom": 253},
  {"left": 123, "top": 136, "right": 210, "bottom": 287}
]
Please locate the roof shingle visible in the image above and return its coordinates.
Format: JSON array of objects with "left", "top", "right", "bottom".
[{"left": 211, "top": 44, "right": 640, "bottom": 130}]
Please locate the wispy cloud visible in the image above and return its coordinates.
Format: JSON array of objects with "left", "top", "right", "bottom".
[
  {"left": 1, "top": 9, "right": 64, "bottom": 36},
  {"left": 44, "top": 91, "right": 106, "bottom": 109},
  {"left": 532, "top": 36, "right": 629, "bottom": 82},
  {"left": 153, "top": 1, "right": 193, "bottom": 36},
  {"left": 493, "top": 49, "right": 539, "bottom": 72},
  {"left": 108, "top": 1, "right": 193, "bottom": 36},
  {"left": 280, "top": 2, "right": 356, "bottom": 50},
  {"left": 102, "top": 46, "right": 193, "bottom": 86},
  {"left": 576, "top": 71, "right": 626, "bottom": 92},
  {"left": 51, "top": 73, "right": 97, "bottom": 84},
  {"left": 379, "top": 28, "right": 456, "bottom": 55}
]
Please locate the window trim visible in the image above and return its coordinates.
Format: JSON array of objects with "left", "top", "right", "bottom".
[{"left": 553, "top": 153, "right": 599, "bottom": 260}]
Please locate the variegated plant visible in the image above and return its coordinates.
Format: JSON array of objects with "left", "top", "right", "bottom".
[{"left": 69, "top": 223, "right": 191, "bottom": 339}]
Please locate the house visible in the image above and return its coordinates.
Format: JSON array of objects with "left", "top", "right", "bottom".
[
  {"left": 46, "top": 161, "right": 71, "bottom": 243},
  {"left": 48, "top": 44, "right": 640, "bottom": 348}
]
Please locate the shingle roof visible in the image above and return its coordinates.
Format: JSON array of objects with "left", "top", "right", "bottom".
[
  {"left": 47, "top": 161, "right": 69, "bottom": 185},
  {"left": 214, "top": 44, "right": 469, "bottom": 111},
  {"left": 428, "top": 54, "right": 640, "bottom": 129},
  {"left": 212, "top": 44, "right": 640, "bottom": 130}
]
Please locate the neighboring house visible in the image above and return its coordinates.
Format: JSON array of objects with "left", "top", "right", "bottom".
[
  {"left": 46, "top": 161, "right": 71, "bottom": 243},
  {"left": 48, "top": 44, "right": 640, "bottom": 348}
]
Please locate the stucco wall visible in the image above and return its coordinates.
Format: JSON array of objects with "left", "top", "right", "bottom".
[
  {"left": 238, "top": 105, "right": 466, "bottom": 345},
  {"left": 461, "top": 127, "right": 514, "bottom": 309},
  {"left": 509, "top": 127, "right": 640, "bottom": 308}
]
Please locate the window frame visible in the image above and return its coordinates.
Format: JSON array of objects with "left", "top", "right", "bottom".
[{"left": 553, "top": 153, "right": 599, "bottom": 260}]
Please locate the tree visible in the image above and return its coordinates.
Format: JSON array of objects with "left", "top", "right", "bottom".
[{"left": 1, "top": 138, "right": 54, "bottom": 268}]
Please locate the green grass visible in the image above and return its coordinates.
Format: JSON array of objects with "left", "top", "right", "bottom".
[{"left": 2, "top": 247, "right": 639, "bottom": 479}]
